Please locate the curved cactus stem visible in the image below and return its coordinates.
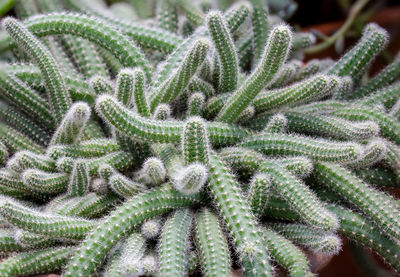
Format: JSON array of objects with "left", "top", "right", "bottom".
[
  {"left": 3, "top": 17, "right": 72, "bottom": 123},
  {"left": 157, "top": 0, "right": 178, "bottom": 33},
  {"left": 247, "top": 173, "right": 272, "bottom": 217},
  {"left": 0, "top": 198, "right": 97, "bottom": 240},
  {"left": 194, "top": 208, "right": 231, "bottom": 277},
  {"left": 207, "top": 11, "right": 238, "bottom": 94},
  {"left": 293, "top": 58, "right": 334, "bottom": 82},
  {"left": 332, "top": 105, "right": 400, "bottom": 145},
  {"left": 57, "top": 151, "right": 134, "bottom": 176},
  {"left": 313, "top": 162, "right": 400, "bottom": 241},
  {"left": 284, "top": 112, "right": 379, "bottom": 141},
  {"left": 96, "top": 95, "right": 251, "bottom": 145},
  {"left": 50, "top": 102, "right": 91, "bottom": 145},
  {"left": 262, "top": 228, "right": 312, "bottom": 277},
  {"left": 327, "top": 23, "right": 389, "bottom": 83},
  {"left": 48, "top": 139, "right": 120, "bottom": 159},
  {"left": 16, "top": 13, "right": 152, "bottom": 79},
  {"left": 219, "top": 147, "right": 313, "bottom": 178},
  {"left": 260, "top": 162, "right": 339, "bottom": 231},
  {"left": 0, "top": 103, "right": 51, "bottom": 146},
  {"left": 119, "top": 232, "right": 147, "bottom": 275},
  {"left": 358, "top": 82, "right": 400, "bottom": 109},
  {"left": 63, "top": 183, "right": 202, "bottom": 276},
  {"left": 350, "top": 53, "right": 400, "bottom": 100},
  {"left": 0, "top": 229, "right": 25, "bottom": 256},
  {"left": 216, "top": 25, "right": 292, "bottom": 123},
  {"left": 248, "top": 0, "right": 269, "bottom": 66},
  {"left": 253, "top": 74, "right": 336, "bottom": 112},
  {"left": 22, "top": 170, "right": 68, "bottom": 195},
  {"left": 67, "top": 159, "right": 90, "bottom": 197},
  {"left": 7, "top": 150, "right": 55, "bottom": 173},
  {"left": 208, "top": 152, "right": 273, "bottom": 276},
  {"left": 175, "top": 0, "right": 204, "bottom": 26},
  {"left": 328, "top": 204, "right": 400, "bottom": 273},
  {"left": 292, "top": 32, "right": 316, "bottom": 51},
  {"left": 0, "top": 122, "right": 45, "bottom": 155},
  {"left": 346, "top": 138, "right": 387, "bottom": 169},
  {"left": 159, "top": 208, "right": 193, "bottom": 276},
  {"left": 150, "top": 38, "right": 209, "bottom": 110},
  {"left": 0, "top": 70, "right": 55, "bottom": 128},
  {"left": 269, "top": 223, "right": 342, "bottom": 255},
  {"left": 239, "top": 133, "right": 362, "bottom": 163},
  {"left": 0, "top": 246, "right": 75, "bottom": 277},
  {"left": 263, "top": 113, "right": 288, "bottom": 133},
  {"left": 109, "top": 172, "right": 146, "bottom": 198}
]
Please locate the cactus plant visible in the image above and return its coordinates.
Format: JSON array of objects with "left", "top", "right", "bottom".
[{"left": 0, "top": 0, "right": 399, "bottom": 276}]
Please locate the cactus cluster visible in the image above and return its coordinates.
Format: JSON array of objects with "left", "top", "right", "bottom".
[{"left": 0, "top": 0, "right": 399, "bottom": 276}]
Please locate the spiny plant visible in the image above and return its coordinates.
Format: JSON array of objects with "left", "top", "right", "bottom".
[{"left": 0, "top": 0, "right": 399, "bottom": 276}]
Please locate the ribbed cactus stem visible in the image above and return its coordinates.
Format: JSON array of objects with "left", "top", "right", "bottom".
[
  {"left": 208, "top": 152, "right": 273, "bottom": 276},
  {"left": 67, "top": 159, "right": 90, "bottom": 197},
  {"left": 206, "top": 11, "right": 238, "bottom": 94},
  {"left": 182, "top": 116, "right": 210, "bottom": 165},
  {"left": 194, "top": 208, "right": 231, "bottom": 277},
  {"left": 153, "top": 103, "right": 172, "bottom": 120},
  {"left": 262, "top": 228, "right": 313, "bottom": 277},
  {"left": 132, "top": 68, "right": 150, "bottom": 117},
  {"left": 0, "top": 246, "right": 75, "bottom": 277},
  {"left": 2, "top": 17, "right": 72, "bottom": 123},
  {"left": 264, "top": 113, "right": 288, "bottom": 133},
  {"left": 150, "top": 38, "right": 209, "bottom": 110},
  {"left": 187, "top": 92, "right": 205, "bottom": 117},
  {"left": 115, "top": 68, "right": 135, "bottom": 107},
  {"left": 119, "top": 232, "right": 147, "bottom": 276},
  {"left": 159, "top": 208, "right": 193, "bottom": 276},
  {"left": 239, "top": 133, "right": 362, "bottom": 163},
  {"left": 269, "top": 223, "right": 342, "bottom": 255},
  {"left": 96, "top": 94, "right": 250, "bottom": 145},
  {"left": 22, "top": 170, "right": 68, "bottom": 195},
  {"left": 0, "top": 197, "right": 97, "bottom": 239},
  {"left": 247, "top": 173, "right": 272, "bottom": 217},
  {"left": 328, "top": 23, "right": 389, "bottom": 82},
  {"left": 48, "top": 139, "right": 120, "bottom": 159},
  {"left": 284, "top": 111, "right": 379, "bottom": 141},
  {"left": 63, "top": 184, "right": 202, "bottom": 276},
  {"left": 50, "top": 102, "right": 91, "bottom": 145},
  {"left": 260, "top": 162, "right": 339, "bottom": 231},
  {"left": 7, "top": 150, "right": 55, "bottom": 173},
  {"left": 350, "top": 53, "right": 400, "bottom": 100},
  {"left": 253, "top": 74, "right": 332, "bottom": 112},
  {"left": 216, "top": 24, "right": 292, "bottom": 123},
  {"left": 313, "top": 162, "right": 400, "bottom": 241},
  {"left": 89, "top": 75, "right": 113, "bottom": 95},
  {"left": 0, "top": 122, "right": 44, "bottom": 155}
]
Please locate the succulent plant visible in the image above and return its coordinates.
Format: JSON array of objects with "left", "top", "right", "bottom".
[{"left": 0, "top": 0, "right": 399, "bottom": 276}]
